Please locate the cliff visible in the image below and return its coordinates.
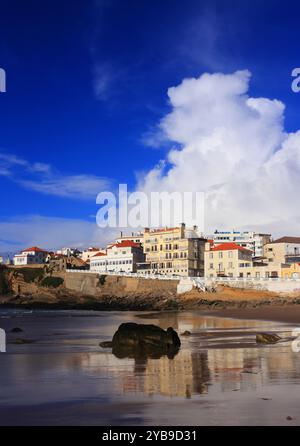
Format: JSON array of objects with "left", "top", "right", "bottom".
[{"left": 1, "top": 267, "right": 300, "bottom": 311}]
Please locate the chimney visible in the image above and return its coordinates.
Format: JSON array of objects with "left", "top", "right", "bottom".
[{"left": 180, "top": 222, "right": 185, "bottom": 238}]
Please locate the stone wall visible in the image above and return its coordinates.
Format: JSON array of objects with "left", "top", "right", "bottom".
[
  {"left": 206, "top": 278, "right": 300, "bottom": 293},
  {"left": 62, "top": 272, "right": 179, "bottom": 298}
]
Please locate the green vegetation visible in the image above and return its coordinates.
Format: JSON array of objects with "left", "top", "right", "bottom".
[
  {"left": 0, "top": 267, "right": 10, "bottom": 295},
  {"left": 99, "top": 275, "right": 107, "bottom": 286},
  {"left": 41, "top": 276, "right": 64, "bottom": 288},
  {"left": 15, "top": 267, "right": 45, "bottom": 283}
]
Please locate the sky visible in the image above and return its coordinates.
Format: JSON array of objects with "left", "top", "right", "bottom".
[{"left": 0, "top": 0, "right": 300, "bottom": 255}]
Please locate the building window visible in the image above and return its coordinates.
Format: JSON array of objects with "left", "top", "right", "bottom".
[{"left": 219, "top": 252, "right": 223, "bottom": 258}]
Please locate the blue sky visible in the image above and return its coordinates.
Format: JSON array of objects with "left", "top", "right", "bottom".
[{"left": 1, "top": 0, "right": 300, "bottom": 253}]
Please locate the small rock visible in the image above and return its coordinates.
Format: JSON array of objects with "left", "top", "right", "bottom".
[
  {"left": 10, "top": 327, "right": 23, "bottom": 333},
  {"left": 12, "top": 338, "right": 34, "bottom": 344},
  {"left": 286, "top": 416, "right": 293, "bottom": 421},
  {"left": 181, "top": 330, "right": 191, "bottom": 336},
  {"left": 256, "top": 333, "right": 281, "bottom": 344},
  {"left": 99, "top": 341, "right": 113, "bottom": 348}
]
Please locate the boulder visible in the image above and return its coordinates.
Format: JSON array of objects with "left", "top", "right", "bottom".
[
  {"left": 256, "top": 333, "right": 281, "bottom": 344},
  {"left": 100, "top": 322, "right": 181, "bottom": 358}
]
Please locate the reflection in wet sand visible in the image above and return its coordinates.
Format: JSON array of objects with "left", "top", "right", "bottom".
[{"left": 1, "top": 309, "right": 300, "bottom": 425}]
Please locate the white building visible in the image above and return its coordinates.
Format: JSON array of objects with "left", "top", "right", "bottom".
[
  {"left": 80, "top": 247, "right": 105, "bottom": 263},
  {"left": 90, "top": 241, "right": 145, "bottom": 274},
  {"left": 212, "top": 230, "right": 271, "bottom": 257},
  {"left": 56, "top": 247, "right": 81, "bottom": 257},
  {"left": 113, "top": 231, "right": 144, "bottom": 247},
  {"left": 13, "top": 247, "right": 48, "bottom": 266}
]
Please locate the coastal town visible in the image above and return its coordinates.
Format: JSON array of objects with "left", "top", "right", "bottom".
[{"left": 2, "top": 224, "right": 300, "bottom": 281}]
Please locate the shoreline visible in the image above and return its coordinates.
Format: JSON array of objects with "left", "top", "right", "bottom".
[
  {"left": 2, "top": 299, "right": 300, "bottom": 325},
  {"left": 202, "top": 305, "right": 300, "bottom": 325}
]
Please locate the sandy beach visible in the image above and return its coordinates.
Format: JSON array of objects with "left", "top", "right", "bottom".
[{"left": 203, "top": 305, "right": 300, "bottom": 325}]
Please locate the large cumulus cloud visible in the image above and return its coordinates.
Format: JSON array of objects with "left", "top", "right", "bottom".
[{"left": 139, "top": 70, "right": 300, "bottom": 235}]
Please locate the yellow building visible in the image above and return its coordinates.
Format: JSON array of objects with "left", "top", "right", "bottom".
[
  {"left": 205, "top": 242, "right": 253, "bottom": 278},
  {"left": 281, "top": 263, "right": 300, "bottom": 279},
  {"left": 205, "top": 236, "right": 300, "bottom": 279},
  {"left": 139, "top": 223, "right": 206, "bottom": 277}
]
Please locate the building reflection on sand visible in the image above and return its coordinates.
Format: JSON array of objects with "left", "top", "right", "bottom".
[
  {"left": 72, "top": 313, "right": 300, "bottom": 399},
  {"left": 4, "top": 312, "right": 300, "bottom": 402}
]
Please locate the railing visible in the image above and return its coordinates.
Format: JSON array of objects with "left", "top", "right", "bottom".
[
  {"left": 66, "top": 269, "right": 181, "bottom": 280},
  {"left": 209, "top": 276, "right": 300, "bottom": 283},
  {"left": 66, "top": 270, "right": 300, "bottom": 283}
]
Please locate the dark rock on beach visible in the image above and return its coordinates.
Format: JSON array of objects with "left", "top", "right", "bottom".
[
  {"left": 11, "top": 338, "right": 34, "bottom": 344},
  {"left": 256, "top": 333, "right": 281, "bottom": 344},
  {"left": 100, "top": 322, "right": 181, "bottom": 359}
]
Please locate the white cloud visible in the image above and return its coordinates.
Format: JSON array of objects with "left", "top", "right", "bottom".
[
  {"left": 0, "top": 215, "right": 117, "bottom": 254},
  {"left": 93, "top": 63, "right": 115, "bottom": 101},
  {"left": 19, "top": 174, "right": 110, "bottom": 200},
  {"left": 139, "top": 70, "right": 300, "bottom": 236},
  {"left": 0, "top": 152, "right": 111, "bottom": 200}
]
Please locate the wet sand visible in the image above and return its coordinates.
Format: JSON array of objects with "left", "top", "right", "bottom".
[
  {"left": 204, "top": 305, "right": 300, "bottom": 325},
  {"left": 1, "top": 308, "right": 300, "bottom": 426}
]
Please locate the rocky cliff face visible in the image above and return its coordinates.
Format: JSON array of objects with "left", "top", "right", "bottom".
[
  {"left": 0, "top": 268, "right": 180, "bottom": 310},
  {"left": 1, "top": 267, "right": 299, "bottom": 311},
  {"left": 0, "top": 266, "right": 10, "bottom": 295}
]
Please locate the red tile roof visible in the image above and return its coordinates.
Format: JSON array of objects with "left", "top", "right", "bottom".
[
  {"left": 210, "top": 243, "right": 252, "bottom": 254},
  {"left": 21, "top": 246, "right": 48, "bottom": 253},
  {"left": 108, "top": 241, "right": 142, "bottom": 249},
  {"left": 92, "top": 252, "right": 106, "bottom": 257}
]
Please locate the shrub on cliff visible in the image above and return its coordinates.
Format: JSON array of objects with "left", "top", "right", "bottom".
[
  {"left": 41, "top": 276, "right": 64, "bottom": 288},
  {"left": 98, "top": 275, "right": 107, "bottom": 286}
]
